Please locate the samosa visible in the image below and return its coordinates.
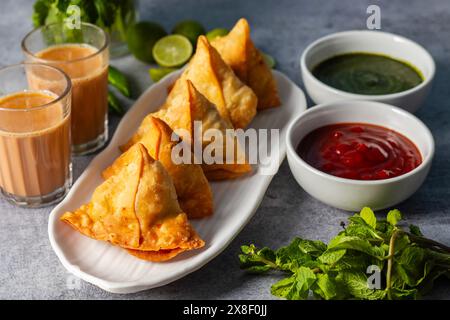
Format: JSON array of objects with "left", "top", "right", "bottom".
[
  {"left": 179, "top": 35, "right": 257, "bottom": 129},
  {"left": 211, "top": 18, "right": 281, "bottom": 110},
  {"left": 61, "top": 143, "right": 204, "bottom": 262},
  {"left": 132, "top": 79, "right": 252, "bottom": 180},
  {"left": 115, "top": 116, "right": 213, "bottom": 219}
]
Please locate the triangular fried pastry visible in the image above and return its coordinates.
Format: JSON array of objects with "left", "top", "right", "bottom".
[
  {"left": 60, "top": 143, "right": 204, "bottom": 261},
  {"left": 114, "top": 116, "right": 213, "bottom": 219},
  {"left": 211, "top": 18, "right": 281, "bottom": 110},
  {"left": 149, "top": 79, "right": 252, "bottom": 180},
  {"left": 179, "top": 36, "right": 257, "bottom": 129}
]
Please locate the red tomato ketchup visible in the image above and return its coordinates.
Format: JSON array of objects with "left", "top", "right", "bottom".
[{"left": 296, "top": 123, "right": 422, "bottom": 180}]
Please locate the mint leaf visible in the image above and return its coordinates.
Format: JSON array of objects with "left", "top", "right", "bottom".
[
  {"left": 360, "top": 207, "right": 377, "bottom": 229},
  {"left": 328, "top": 235, "right": 386, "bottom": 260},
  {"left": 387, "top": 209, "right": 402, "bottom": 226},
  {"left": 318, "top": 249, "right": 346, "bottom": 265},
  {"left": 239, "top": 245, "right": 277, "bottom": 273},
  {"left": 312, "top": 273, "right": 340, "bottom": 300},
  {"left": 239, "top": 207, "right": 450, "bottom": 300},
  {"left": 409, "top": 224, "right": 423, "bottom": 237},
  {"left": 298, "top": 239, "right": 327, "bottom": 257},
  {"left": 275, "top": 238, "right": 313, "bottom": 271},
  {"left": 338, "top": 271, "right": 386, "bottom": 300},
  {"left": 331, "top": 253, "right": 374, "bottom": 272},
  {"left": 271, "top": 276, "right": 296, "bottom": 299},
  {"left": 271, "top": 267, "right": 317, "bottom": 300},
  {"left": 390, "top": 287, "right": 418, "bottom": 300},
  {"left": 395, "top": 246, "right": 428, "bottom": 286}
]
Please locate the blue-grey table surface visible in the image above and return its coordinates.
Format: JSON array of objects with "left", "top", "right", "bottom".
[{"left": 0, "top": 0, "right": 449, "bottom": 300}]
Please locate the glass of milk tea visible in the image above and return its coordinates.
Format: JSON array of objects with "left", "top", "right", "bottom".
[
  {"left": 0, "top": 64, "right": 72, "bottom": 207},
  {"left": 22, "top": 22, "right": 109, "bottom": 155}
]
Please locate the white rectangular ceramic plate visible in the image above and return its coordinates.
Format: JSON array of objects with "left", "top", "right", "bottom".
[{"left": 48, "top": 70, "right": 306, "bottom": 294}]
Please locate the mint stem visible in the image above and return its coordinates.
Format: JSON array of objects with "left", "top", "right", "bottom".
[
  {"left": 386, "top": 229, "right": 401, "bottom": 300},
  {"left": 254, "top": 255, "right": 279, "bottom": 270}
]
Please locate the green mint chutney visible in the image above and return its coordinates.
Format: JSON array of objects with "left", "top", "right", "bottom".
[{"left": 312, "top": 53, "right": 423, "bottom": 95}]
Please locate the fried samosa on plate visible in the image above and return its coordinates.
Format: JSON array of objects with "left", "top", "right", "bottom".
[
  {"left": 60, "top": 143, "right": 204, "bottom": 262},
  {"left": 114, "top": 116, "right": 213, "bottom": 219},
  {"left": 132, "top": 79, "right": 252, "bottom": 180},
  {"left": 157, "top": 79, "right": 252, "bottom": 180},
  {"left": 211, "top": 18, "right": 280, "bottom": 110},
  {"left": 179, "top": 35, "right": 257, "bottom": 129}
]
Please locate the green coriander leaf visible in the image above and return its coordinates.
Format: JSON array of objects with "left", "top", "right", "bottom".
[
  {"left": 387, "top": 209, "right": 402, "bottom": 226},
  {"left": 360, "top": 207, "right": 377, "bottom": 228}
]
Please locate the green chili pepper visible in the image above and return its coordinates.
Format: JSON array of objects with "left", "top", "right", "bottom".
[
  {"left": 108, "top": 90, "right": 125, "bottom": 116},
  {"left": 108, "top": 66, "right": 131, "bottom": 98}
]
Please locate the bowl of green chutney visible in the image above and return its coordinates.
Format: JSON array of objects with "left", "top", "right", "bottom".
[{"left": 301, "top": 30, "right": 435, "bottom": 113}]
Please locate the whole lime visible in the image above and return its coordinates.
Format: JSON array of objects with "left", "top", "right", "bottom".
[
  {"left": 127, "top": 22, "right": 167, "bottom": 63},
  {"left": 206, "top": 28, "right": 229, "bottom": 41},
  {"left": 172, "top": 20, "right": 205, "bottom": 46}
]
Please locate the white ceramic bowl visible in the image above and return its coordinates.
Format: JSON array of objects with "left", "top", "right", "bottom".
[
  {"left": 301, "top": 30, "right": 435, "bottom": 113},
  {"left": 286, "top": 100, "right": 434, "bottom": 211}
]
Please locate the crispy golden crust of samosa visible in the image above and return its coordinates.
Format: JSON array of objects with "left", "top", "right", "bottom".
[
  {"left": 146, "top": 79, "right": 252, "bottom": 180},
  {"left": 61, "top": 144, "right": 204, "bottom": 261},
  {"left": 211, "top": 18, "right": 281, "bottom": 110},
  {"left": 180, "top": 36, "right": 257, "bottom": 129},
  {"left": 115, "top": 117, "right": 213, "bottom": 219}
]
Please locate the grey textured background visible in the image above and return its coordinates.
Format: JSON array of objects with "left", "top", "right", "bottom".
[{"left": 0, "top": 0, "right": 449, "bottom": 299}]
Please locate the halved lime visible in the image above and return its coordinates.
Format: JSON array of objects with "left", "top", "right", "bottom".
[
  {"left": 152, "top": 35, "right": 193, "bottom": 67},
  {"left": 206, "top": 28, "right": 229, "bottom": 41},
  {"left": 261, "top": 52, "right": 276, "bottom": 69},
  {"left": 126, "top": 22, "right": 167, "bottom": 63},
  {"left": 172, "top": 20, "right": 205, "bottom": 45},
  {"left": 149, "top": 67, "right": 178, "bottom": 82}
]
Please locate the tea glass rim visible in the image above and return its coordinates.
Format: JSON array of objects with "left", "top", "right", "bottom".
[
  {"left": 0, "top": 63, "right": 72, "bottom": 113},
  {"left": 21, "top": 21, "right": 109, "bottom": 65}
]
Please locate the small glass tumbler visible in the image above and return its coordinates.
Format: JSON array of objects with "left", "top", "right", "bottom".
[
  {"left": 0, "top": 63, "right": 72, "bottom": 207},
  {"left": 22, "top": 22, "right": 109, "bottom": 155}
]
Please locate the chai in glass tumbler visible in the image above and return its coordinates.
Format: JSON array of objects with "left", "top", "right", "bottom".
[
  {"left": 22, "top": 22, "right": 109, "bottom": 155},
  {"left": 0, "top": 64, "right": 72, "bottom": 207}
]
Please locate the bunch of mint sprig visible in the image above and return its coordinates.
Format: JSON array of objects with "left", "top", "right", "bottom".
[{"left": 239, "top": 208, "right": 450, "bottom": 300}]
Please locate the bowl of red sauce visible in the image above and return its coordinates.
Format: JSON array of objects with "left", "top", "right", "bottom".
[{"left": 286, "top": 100, "right": 434, "bottom": 211}]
